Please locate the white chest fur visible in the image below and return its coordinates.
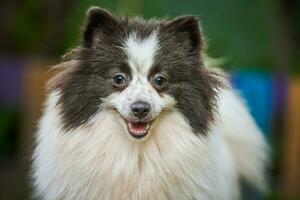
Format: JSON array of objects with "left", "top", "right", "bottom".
[{"left": 32, "top": 92, "right": 239, "bottom": 200}]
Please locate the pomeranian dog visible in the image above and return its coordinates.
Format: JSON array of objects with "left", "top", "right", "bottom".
[{"left": 32, "top": 7, "right": 269, "bottom": 200}]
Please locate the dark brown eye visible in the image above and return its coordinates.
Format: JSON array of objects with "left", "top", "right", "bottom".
[
  {"left": 153, "top": 74, "right": 168, "bottom": 89},
  {"left": 112, "top": 73, "right": 127, "bottom": 87}
]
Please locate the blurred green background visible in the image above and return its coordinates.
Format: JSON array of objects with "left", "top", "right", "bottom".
[
  {"left": 2, "top": 0, "right": 300, "bottom": 72},
  {"left": 0, "top": 0, "right": 299, "bottom": 199}
]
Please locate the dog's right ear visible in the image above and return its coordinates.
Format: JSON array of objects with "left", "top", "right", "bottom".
[{"left": 83, "top": 7, "right": 117, "bottom": 47}]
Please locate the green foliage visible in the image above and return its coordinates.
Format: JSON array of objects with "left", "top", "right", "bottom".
[
  {"left": 0, "top": 108, "right": 20, "bottom": 157},
  {"left": 11, "top": 0, "right": 47, "bottom": 53},
  {"left": 9, "top": 0, "right": 299, "bottom": 72}
]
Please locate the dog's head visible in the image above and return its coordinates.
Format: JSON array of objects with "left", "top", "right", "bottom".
[{"left": 51, "top": 7, "right": 220, "bottom": 140}]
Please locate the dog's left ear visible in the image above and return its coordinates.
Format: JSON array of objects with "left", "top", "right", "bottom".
[
  {"left": 83, "top": 7, "right": 118, "bottom": 47},
  {"left": 166, "top": 16, "right": 203, "bottom": 53}
]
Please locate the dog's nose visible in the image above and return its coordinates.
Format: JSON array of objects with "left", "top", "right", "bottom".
[{"left": 131, "top": 101, "right": 150, "bottom": 119}]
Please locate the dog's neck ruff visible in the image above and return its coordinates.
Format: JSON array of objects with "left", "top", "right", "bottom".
[{"left": 33, "top": 91, "right": 222, "bottom": 200}]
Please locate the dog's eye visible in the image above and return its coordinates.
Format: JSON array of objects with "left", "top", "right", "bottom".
[
  {"left": 153, "top": 74, "right": 168, "bottom": 89},
  {"left": 112, "top": 73, "right": 127, "bottom": 87}
]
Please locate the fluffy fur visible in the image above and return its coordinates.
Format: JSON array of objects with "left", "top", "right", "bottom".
[{"left": 32, "top": 7, "right": 269, "bottom": 200}]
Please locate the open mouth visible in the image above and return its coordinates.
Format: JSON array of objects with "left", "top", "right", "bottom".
[{"left": 126, "top": 121, "right": 151, "bottom": 139}]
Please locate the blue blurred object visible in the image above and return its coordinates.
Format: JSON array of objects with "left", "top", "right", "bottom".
[
  {"left": 230, "top": 70, "right": 274, "bottom": 139},
  {"left": 230, "top": 70, "right": 275, "bottom": 200}
]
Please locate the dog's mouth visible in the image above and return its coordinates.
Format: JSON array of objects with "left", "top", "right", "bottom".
[{"left": 125, "top": 120, "right": 151, "bottom": 139}]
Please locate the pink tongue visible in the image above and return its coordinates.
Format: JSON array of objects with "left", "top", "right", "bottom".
[{"left": 129, "top": 122, "right": 147, "bottom": 134}]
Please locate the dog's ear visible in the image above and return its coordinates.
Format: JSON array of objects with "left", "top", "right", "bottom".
[
  {"left": 166, "top": 16, "right": 203, "bottom": 53},
  {"left": 83, "top": 7, "right": 118, "bottom": 47}
]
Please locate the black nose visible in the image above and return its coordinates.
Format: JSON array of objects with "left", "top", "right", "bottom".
[{"left": 131, "top": 101, "right": 151, "bottom": 119}]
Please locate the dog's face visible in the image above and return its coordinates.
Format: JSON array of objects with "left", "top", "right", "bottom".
[{"left": 54, "top": 7, "right": 219, "bottom": 140}]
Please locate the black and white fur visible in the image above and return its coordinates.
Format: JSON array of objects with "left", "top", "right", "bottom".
[{"left": 32, "top": 7, "right": 269, "bottom": 200}]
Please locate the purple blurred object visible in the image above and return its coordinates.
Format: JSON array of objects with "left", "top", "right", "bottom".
[
  {"left": 273, "top": 73, "right": 288, "bottom": 115},
  {"left": 0, "top": 58, "right": 25, "bottom": 106}
]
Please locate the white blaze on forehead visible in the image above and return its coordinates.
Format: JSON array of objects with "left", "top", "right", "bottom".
[
  {"left": 124, "top": 31, "right": 159, "bottom": 74},
  {"left": 108, "top": 31, "right": 171, "bottom": 122}
]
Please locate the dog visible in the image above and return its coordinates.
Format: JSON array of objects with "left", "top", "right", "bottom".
[{"left": 32, "top": 7, "right": 269, "bottom": 200}]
